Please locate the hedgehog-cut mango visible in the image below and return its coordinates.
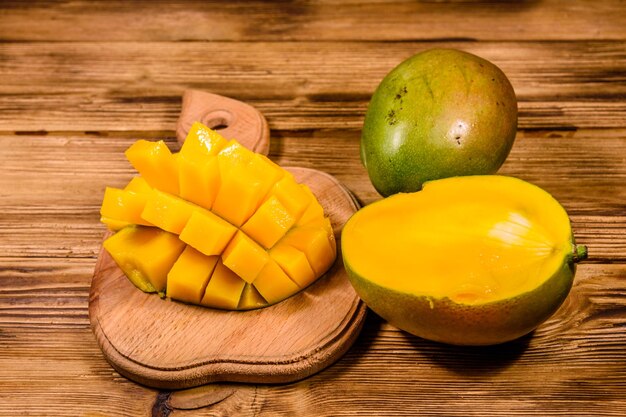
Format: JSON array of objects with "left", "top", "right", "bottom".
[{"left": 99, "top": 122, "right": 336, "bottom": 310}]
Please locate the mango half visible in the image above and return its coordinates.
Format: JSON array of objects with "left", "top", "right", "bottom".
[
  {"left": 99, "top": 122, "right": 336, "bottom": 310},
  {"left": 341, "top": 175, "right": 587, "bottom": 345}
]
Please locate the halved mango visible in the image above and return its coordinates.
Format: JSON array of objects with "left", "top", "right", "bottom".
[
  {"left": 342, "top": 175, "right": 587, "bottom": 345},
  {"left": 100, "top": 123, "right": 336, "bottom": 310}
]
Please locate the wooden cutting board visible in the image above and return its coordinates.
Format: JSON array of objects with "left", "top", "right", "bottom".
[{"left": 89, "top": 90, "right": 367, "bottom": 389}]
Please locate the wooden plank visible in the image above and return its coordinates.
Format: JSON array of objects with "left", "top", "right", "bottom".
[
  {"left": 0, "top": 0, "right": 624, "bottom": 42},
  {"left": 0, "top": 41, "right": 624, "bottom": 131},
  {"left": 0, "top": 129, "right": 624, "bottom": 263},
  {"left": 1, "top": 263, "right": 624, "bottom": 415}
]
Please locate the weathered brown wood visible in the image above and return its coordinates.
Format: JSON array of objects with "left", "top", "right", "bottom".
[
  {"left": 1, "top": 264, "right": 625, "bottom": 415},
  {"left": 90, "top": 167, "right": 366, "bottom": 388},
  {"left": 1, "top": 0, "right": 625, "bottom": 415},
  {"left": 0, "top": 0, "right": 624, "bottom": 42},
  {"left": 0, "top": 42, "right": 624, "bottom": 131}
]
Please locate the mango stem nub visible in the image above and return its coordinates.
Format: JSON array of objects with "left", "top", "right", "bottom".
[{"left": 571, "top": 244, "right": 588, "bottom": 263}]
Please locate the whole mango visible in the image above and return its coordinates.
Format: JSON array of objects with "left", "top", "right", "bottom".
[{"left": 361, "top": 49, "right": 518, "bottom": 196}]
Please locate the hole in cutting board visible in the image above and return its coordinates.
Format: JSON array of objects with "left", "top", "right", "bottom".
[{"left": 202, "top": 110, "right": 233, "bottom": 131}]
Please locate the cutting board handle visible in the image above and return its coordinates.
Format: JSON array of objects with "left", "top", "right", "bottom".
[{"left": 176, "top": 90, "right": 270, "bottom": 155}]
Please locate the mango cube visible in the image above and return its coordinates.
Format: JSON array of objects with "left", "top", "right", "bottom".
[
  {"left": 268, "top": 174, "right": 312, "bottom": 222},
  {"left": 201, "top": 260, "right": 246, "bottom": 310},
  {"left": 124, "top": 176, "right": 153, "bottom": 194},
  {"left": 297, "top": 186, "right": 325, "bottom": 226},
  {"left": 141, "top": 190, "right": 198, "bottom": 234},
  {"left": 180, "top": 121, "right": 228, "bottom": 160},
  {"left": 103, "top": 226, "right": 185, "bottom": 293},
  {"left": 125, "top": 140, "right": 179, "bottom": 195},
  {"left": 241, "top": 196, "right": 296, "bottom": 249},
  {"left": 167, "top": 246, "right": 219, "bottom": 305},
  {"left": 270, "top": 243, "right": 316, "bottom": 288},
  {"left": 178, "top": 155, "right": 220, "bottom": 209},
  {"left": 281, "top": 219, "right": 336, "bottom": 275},
  {"left": 212, "top": 158, "right": 268, "bottom": 227},
  {"left": 179, "top": 209, "right": 237, "bottom": 256},
  {"left": 100, "top": 187, "right": 152, "bottom": 228},
  {"left": 222, "top": 231, "right": 269, "bottom": 283},
  {"left": 253, "top": 259, "right": 301, "bottom": 304}
]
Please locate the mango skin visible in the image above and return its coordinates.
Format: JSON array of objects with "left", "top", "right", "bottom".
[
  {"left": 345, "top": 254, "right": 577, "bottom": 345},
  {"left": 361, "top": 49, "right": 518, "bottom": 196}
]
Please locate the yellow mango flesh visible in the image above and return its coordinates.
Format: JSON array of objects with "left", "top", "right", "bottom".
[
  {"left": 141, "top": 189, "right": 198, "bottom": 235},
  {"left": 270, "top": 243, "right": 316, "bottom": 288},
  {"left": 201, "top": 260, "right": 246, "bottom": 310},
  {"left": 100, "top": 123, "right": 336, "bottom": 310},
  {"left": 125, "top": 140, "right": 179, "bottom": 195},
  {"left": 342, "top": 175, "right": 572, "bottom": 305},
  {"left": 222, "top": 231, "right": 270, "bottom": 283},
  {"left": 267, "top": 174, "right": 312, "bottom": 221},
  {"left": 238, "top": 284, "right": 268, "bottom": 310},
  {"left": 103, "top": 226, "right": 185, "bottom": 293},
  {"left": 342, "top": 175, "right": 584, "bottom": 345},
  {"left": 241, "top": 195, "right": 296, "bottom": 249},
  {"left": 100, "top": 187, "right": 152, "bottom": 228},
  {"left": 179, "top": 210, "right": 238, "bottom": 256},
  {"left": 166, "top": 246, "right": 218, "bottom": 304}
]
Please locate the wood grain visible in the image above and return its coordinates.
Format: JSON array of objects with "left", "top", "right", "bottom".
[
  {"left": 1, "top": 0, "right": 625, "bottom": 415},
  {"left": 0, "top": 0, "right": 623, "bottom": 42},
  {"left": 0, "top": 41, "right": 624, "bottom": 131}
]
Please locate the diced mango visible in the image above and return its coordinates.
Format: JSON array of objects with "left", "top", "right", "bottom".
[
  {"left": 238, "top": 284, "right": 268, "bottom": 310},
  {"left": 270, "top": 243, "right": 316, "bottom": 288},
  {"left": 100, "top": 216, "right": 132, "bottom": 231},
  {"left": 253, "top": 259, "right": 301, "bottom": 304},
  {"left": 297, "top": 185, "right": 326, "bottom": 226},
  {"left": 125, "top": 140, "right": 179, "bottom": 195},
  {"left": 217, "top": 139, "right": 255, "bottom": 171},
  {"left": 222, "top": 231, "right": 269, "bottom": 283},
  {"left": 124, "top": 176, "right": 153, "bottom": 194},
  {"left": 180, "top": 121, "right": 228, "bottom": 160},
  {"left": 201, "top": 260, "right": 246, "bottom": 310},
  {"left": 212, "top": 160, "right": 268, "bottom": 227},
  {"left": 280, "top": 219, "right": 336, "bottom": 275},
  {"left": 141, "top": 189, "right": 198, "bottom": 234},
  {"left": 241, "top": 196, "right": 296, "bottom": 249},
  {"left": 267, "top": 175, "right": 312, "bottom": 222},
  {"left": 101, "top": 123, "right": 335, "bottom": 310},
  {"left": 178, "top": 155, "right": 220, "bottom": 209},
  {"left": 247, "top": 154, "right": 285, "bottom": 198},
  {"left": 179, "top": 209, "right": 237, "bottom": 256},
  {"left": 167, "top": 246, "right": 218, "bottom": 305},
  {"left": 103, "top": 226, "right": 185, "bottom": 293},
  {"left": 100, "top": 187, "right": 152, "bottom": 227}
]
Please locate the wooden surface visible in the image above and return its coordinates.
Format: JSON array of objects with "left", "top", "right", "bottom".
[
  {"left": 0, "top": 1, "right": 624, "bottom": 415},
  {"left": 91, "top": 166, "right": 366, "bottom": 389}
]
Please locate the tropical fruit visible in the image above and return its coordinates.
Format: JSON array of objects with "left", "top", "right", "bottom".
[
  {"left": 361, "top": 48, "right": 518, "bottom": 196},
  {"left": 341, "top": 175, "right": 587, "bottom": 345},
  {"left": 99, "top": 122, "right": 336, "bottom": 310}
]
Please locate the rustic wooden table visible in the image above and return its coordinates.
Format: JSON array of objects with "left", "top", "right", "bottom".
[{"left": 1, "top": 1, "right": 625, "bottom": 416}]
